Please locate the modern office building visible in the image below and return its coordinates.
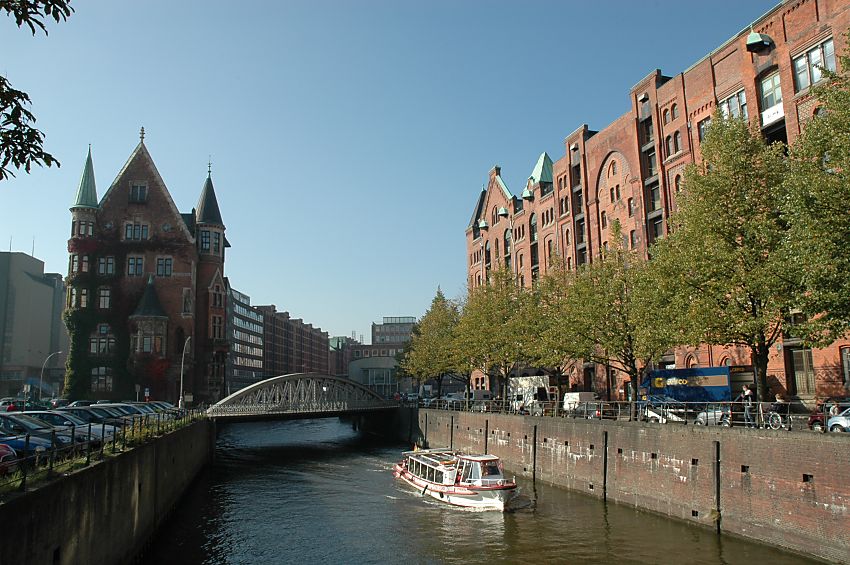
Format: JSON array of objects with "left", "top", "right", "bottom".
[
  {"left": 225, "top": 287, "right": 264, "bottom": 395},
  {"left": 348, "top": 316, "right": 416, "bottom": 397},
  {"left": 64, "top": 132, "right": 229, "bottom": 404},
  {"left": 0, "top": 252, "right": 69, "bottom": 398},
  {"left": 465, "top": 0, "right": 850, "bottom": 403},
  {"left": 256, "top": 305, "right": 329, "bottom": 376}
]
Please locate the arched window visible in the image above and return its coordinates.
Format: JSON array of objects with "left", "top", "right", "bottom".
[
  {"left": 484, "top": 241, "right": 491, "bottom": 267},
  {"left": 720, "top": 357, "right": 732, "bottom": 366},
  {"left": 686, "top": 355, "right": 698, "bottom": 368},
  {"left": 674, "top": 175, "right": 682, "bottom": 193},
  {"left": 609, "top": 161, "right": 617, "bottom": 177},
  {"left": 663, "top": 109, "right": 670, "bottom": 124},
  {"left": 666, "top": 136, "right": 674, "bottom": 157},
  {"left": 671, "top": 103, "right": 679, "bottom": 119},
  {"left": 564, "top": 228, "right": 571, "bottom": 245},
  {"left": 503, "top": 229, "right": 512, "bottom": 271},
  {"left": 674, "top": 131, "right": 682, "bottom": 153},
  {"left": 601, "top": 211, "right": 607, "bottom": 229}
]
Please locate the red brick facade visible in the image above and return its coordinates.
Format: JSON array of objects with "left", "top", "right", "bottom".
[
  {"left": 466, "top": 0, "right": 850, "bottom": 404},
  {"left": 65, "top": 138, "right": 228, "bottom": 404}
]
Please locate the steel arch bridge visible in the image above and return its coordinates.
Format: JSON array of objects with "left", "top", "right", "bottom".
[{"left": 206, "top": 373, "right": 398, "bottom": 421}]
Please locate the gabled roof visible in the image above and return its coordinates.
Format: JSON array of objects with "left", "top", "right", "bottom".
[
  {"left": 529, "top": 152, "right": 553, "bottom": 184},
  {"left": 467, "top": 187, "right": 487, "bottom": 229},
  {"left": 196, "top": 174, "right": 225, "bottom": 227},
  {"left": 72, "top": 147, "right": 98, "bottom": 209},
  {"left": 130, "top": 276, "right": 168, "bottom": 319},
  {"left": 495, "top": 175, "right": 513, "bottom": 200},
  {"left": 99, "top": 138, "right": 195, "bottom": 243}
]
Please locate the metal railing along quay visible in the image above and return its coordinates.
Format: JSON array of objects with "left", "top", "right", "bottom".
[
  {"left": 416, "top": 398, "right": 841, "bottom": 434},
  {"left": 0, "top": 409, "right": 205, "bottom": 501}
]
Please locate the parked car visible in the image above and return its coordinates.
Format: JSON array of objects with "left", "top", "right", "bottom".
[
  {"left": 808, "top": 398, "right": 850, "bottom": 431},
  {"left": 0, "top": 413, "right": 74, "bottom": 447},
  {"left": 23, "top": 410, "right": 117, "bottom": 444},
  {"left": 59, "top": 406, "right": 126, "bottom": 428},
  {"left": 3, "top": 399, "right": 49, "bottom": 412},
  {"left": 638, "top": 396, "right": 689, "bottom": 424},
  {"left": 0, "top": 433, "right": 50, "bottom": 460},
  {"left": 0, "top": 443, "right": 18, "bottom": 475},
  {"left": 826, "top": 406, "right": 850, "bottom": 432},
  {"left": 568, "top": 402, "right": 620, "bottom": 420},
  {"left": 694, "top": 403, "right": 734, "bottom": 426},
  {"left": 67, "top": 400, "right": 95, "bottom": 407}
]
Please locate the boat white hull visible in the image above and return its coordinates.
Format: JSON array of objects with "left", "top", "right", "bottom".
[{"left": 393, "top": 465, "right": 517, "bottom": 511}]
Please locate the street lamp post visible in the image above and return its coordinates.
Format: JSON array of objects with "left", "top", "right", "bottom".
[
  {"left": 39, "top": 351, "right": 62, "bottom": 402},
  {"left": 179, "top": 336, "right": 192, "bottom": 409}
]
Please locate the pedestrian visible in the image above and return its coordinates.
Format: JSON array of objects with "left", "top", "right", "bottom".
[
  {"left": 829, "top": 401, "right": 840, "bottom": 417},
  {"left": 742, "top": 384, "right": 755, "bottom": 428}
]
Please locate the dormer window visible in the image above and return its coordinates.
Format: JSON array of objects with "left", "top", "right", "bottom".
[{"left": 130, "top": 184, "right": 148, "bottom": 203}]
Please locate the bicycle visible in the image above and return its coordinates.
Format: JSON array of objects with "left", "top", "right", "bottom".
[{"left": 765, "top": 409, "right": 791, "bottom": 430}]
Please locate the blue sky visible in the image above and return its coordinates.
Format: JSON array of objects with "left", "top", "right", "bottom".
[{"left": 0, "top": 0, "right": 778, "bottom": 341}]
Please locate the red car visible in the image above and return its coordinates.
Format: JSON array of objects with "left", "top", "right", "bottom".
[
  {"left": 808, "top": 398, "right": 850, "bottom": 431},
  {"left": 0, "top": 443, "right": 17, "bottom": 475}
]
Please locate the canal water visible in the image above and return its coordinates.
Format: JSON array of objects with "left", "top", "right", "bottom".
[{"left": 142, "top": 418, "right": 818, "bottom": 565}]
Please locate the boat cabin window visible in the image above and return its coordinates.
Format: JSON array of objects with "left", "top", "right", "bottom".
[
  {"left": 427, "top": 466, "right": 435, "bottom": 482},
  {"left": 482, "top": 461, "right": 501, "bottom": 477},
  {"left": 470, "top": 462, "right": 481, "bottom": 481},
  {"left": 460, "top": 462, "right": 472, "bottom": 482},
  {"left": 436, "top": 470, "right": 443, "bottom": 484}
]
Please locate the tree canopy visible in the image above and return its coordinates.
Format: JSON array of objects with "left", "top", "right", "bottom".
[
  {"left": 650, "top": 112, "right": 794, "bottom": 399},
  {"left": 0, "top": 0, "right": 73, "bottom": 182},
  {"left": 784, "top": 36, "right": 850, "bottom": 343}
]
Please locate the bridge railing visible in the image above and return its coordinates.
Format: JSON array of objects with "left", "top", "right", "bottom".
[{"left": 206, "top": 399, "right": 396, "bottom": 417}]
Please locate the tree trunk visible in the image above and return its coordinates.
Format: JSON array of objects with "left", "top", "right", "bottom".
[{"left": 751, "top": 345, "right": 770, "bottom": 402}]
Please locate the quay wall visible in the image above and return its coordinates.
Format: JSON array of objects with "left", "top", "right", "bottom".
[
  {"left": 418, "top": 410, "right": 849, "bottom": 564},
  {"left": 0, "top": 420, "right": 214, "bottom": 565}
]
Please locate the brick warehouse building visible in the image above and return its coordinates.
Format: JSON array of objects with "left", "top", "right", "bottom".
[
  {"left": 64, "top": 131, "right": 229, "bottom": 404},
  {"left": 466, "top": 0, "right": 850, "bottom": 404}
]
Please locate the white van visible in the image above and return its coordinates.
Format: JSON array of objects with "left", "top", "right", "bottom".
[{"left": 563, "top": 392, "right": 598, "bottom": 412}]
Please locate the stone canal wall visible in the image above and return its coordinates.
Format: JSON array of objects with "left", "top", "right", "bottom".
[
  {"left": 417, "top": 410, "right": 849, "bottom": 564},
  {"left": 0, "top": 420, "right": 214, "bottom": 565}
]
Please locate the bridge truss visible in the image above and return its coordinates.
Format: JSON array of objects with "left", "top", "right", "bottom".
[{"left": 206, "top": 373, "right": 397, "bottom": 420}]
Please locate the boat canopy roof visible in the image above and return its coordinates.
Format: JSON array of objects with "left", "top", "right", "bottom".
[{"left": 458, "top": 454, "right": 500, "bottom": 462}]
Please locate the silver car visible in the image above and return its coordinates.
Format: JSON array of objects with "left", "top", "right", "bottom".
[{"left": 826, "top": 406, "right": 850, "bottom": 432}]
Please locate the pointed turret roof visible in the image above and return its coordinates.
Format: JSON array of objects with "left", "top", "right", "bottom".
[
  {"left": 529, "top": 152, "right": 553, "bottom": 185},
  {"left": 72, "top": 147, "right": 98, "bottom": 209},
  {"left": 130, "top": 276, "right": 168, "bottom": 319},
  {"left": 196, "top": 174, "right": 224, "bottom": 226}
]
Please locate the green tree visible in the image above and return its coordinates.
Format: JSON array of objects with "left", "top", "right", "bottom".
[
  {"left": 785, "top": 36, "right": 850, "bottom": 343},
  {"left": 400, "top": 287, "right": 460, "bottom": 399},
  {"left": 0, "top": 0, "right": 73, "bottom": 181},
  {"left": 553, "top": 222, "right": 676, "bottom": 401},
  {"left": 454, "top": 268, "right": 529, "bottom": 402},
  {"left": 651, "top": 112, "right": 794, "bottom": 400}
]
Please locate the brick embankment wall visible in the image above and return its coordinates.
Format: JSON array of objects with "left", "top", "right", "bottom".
[
  {"left": 0, "top": 420, "right": 214, "bottom": 565},
  {"left": 418, "top": 410, "right": 849, "bottom": 564}
]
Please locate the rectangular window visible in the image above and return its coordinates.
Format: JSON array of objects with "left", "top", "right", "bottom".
[
  {"left": 842, "top": 347, "right": 850, "bottom": 386},
  {"left": 81, "top": 255, "right": 89, "bottom": 273},
  {"left": 629, "top": 230, "right": 637, "bottom": 249},
  {"left": 640, "top": 118, "right": 654, "bottom": 145},
  {"left": 649, "top": 217, "right": 664, "bottom": 243},
  {"left": 213, "top": 232, "right": 221, "bottom": 254},
  {"left": 156, "top": 257, "right": 173, "bottom": 277},
  {"left": 760, "top": 73, "right": 783, "bottom": 110},
  {"left": 201, "top": 230, "right": 211, "bottom": 250},
  {"left": 97, "top": 256, "right": 115, "bottom": 275},
  {"left": 127, "top": 256, "right": 144, "bottom": 276},
  {"left": 720, "top": 90, "right": 747, "bottom": 120},
  {"left": 125, "top": 223, "right": 149, "bottom": 240},
  {"left": 98, "top": 288, "right": 111, "bottom": 309},
  {"left": 628, "top": 198, "right": 635, "bottom": 217},
  {"left": 575, "top": 219, "right": 585, "bottom": 245},
  {"left": 79, "top": 288, "right": 88, "bottom": 308},
  {"left": 130, "top": 184, "right": 148, "bottom": 203},
  {"left": 697, "top": 118, "right": 711, "bottom": 142},
  {"left": 90, "top": 367, "right": 113, "bottom": 392},
  {"left": 644, "top": 149, "right": 657, "bottom": 177},
  {"left": 70, "top": 254, "right": 79, "bottom": 273},
  {"left": 646, "top": 183, "right": 661, "bottom": 212},
  {"left": 794, "top": 38, "right": 835, "bottom": 91},
  {"left": 71, "top": 221, "right": 76, "bottom": 237}
]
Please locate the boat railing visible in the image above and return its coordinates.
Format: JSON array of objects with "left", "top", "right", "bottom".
[{"left": 469, "top": 477, "right": 512, "bottom": 487}]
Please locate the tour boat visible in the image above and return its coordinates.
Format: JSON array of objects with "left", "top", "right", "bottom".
[{"left": 392, "top": 448, "right": 518, "bottom": 511}]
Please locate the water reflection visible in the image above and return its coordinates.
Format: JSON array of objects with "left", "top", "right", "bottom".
[{"left": 142, "top": 419, "right": 818, "bottom": 565}]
